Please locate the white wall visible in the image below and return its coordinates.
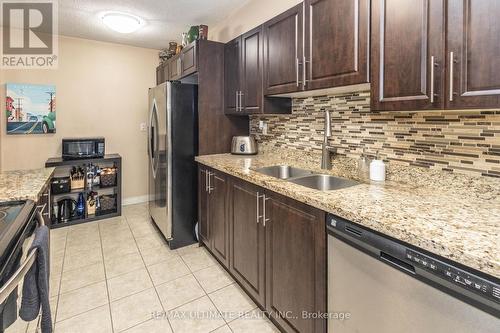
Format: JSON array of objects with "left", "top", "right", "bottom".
[
  {"left": 0, "top": 36, "right": 158, "bottom": 201},
  {"left": 209, "top": 0, "right": 302, "bottom": 42}
]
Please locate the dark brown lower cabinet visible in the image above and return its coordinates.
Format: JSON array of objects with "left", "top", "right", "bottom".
[
  {"left": 265, "top": 192, "right": 326, "bottom": 333},
  {"left": 198, "top": 167, "right": 230, "bottom": 267},
  {"left": 209, "top": 171, "right": 229, "bottom": 267},
  {"left": 198, "top": 167, "right": 209, "bottom": 245},
  {"left": 228, "top": 179, "right": 266, "bottom": 305},
  {"left": 198, "top": 170, "right": 327, "bottom": 333}
]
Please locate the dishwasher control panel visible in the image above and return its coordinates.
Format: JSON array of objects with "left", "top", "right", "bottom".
[{"left": 406, "top": 249, "right": 500, "bottom": 304}]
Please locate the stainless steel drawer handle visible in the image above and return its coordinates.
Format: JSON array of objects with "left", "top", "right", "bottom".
[
  {"left": 256, "top": 192, "right": 261, "bottom": 224},
  {"left": 207, "top": 171, "right": 213, "bottom": 194},
  {"left": 449, "top": 52, "right": 455, "bottom": 102},
  {"left": 263, "top": 195, "right": 270, "bottom": 227},
  {"left": 303, "top": 56, "right": 309, "bottom": 88},
  {"left": 430, "top": 56, "right": 436, "bottom": 103},
  {"left": 235, "top": 91, "right": 239, "bottom": 112},
  {"left": 205, "top": 170, "right": 209, "bottom": 192},
  {"left": 296, "top": 58, "right": 301, "bottom": 87}
]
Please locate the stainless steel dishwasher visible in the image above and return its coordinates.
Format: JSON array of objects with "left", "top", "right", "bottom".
[{"left": 327, "top": 214, "right": 500, "bottom": 333}]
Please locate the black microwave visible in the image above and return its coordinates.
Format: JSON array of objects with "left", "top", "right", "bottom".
[{"left": 62, "top": 137, "right": 105, "bottom": 160}]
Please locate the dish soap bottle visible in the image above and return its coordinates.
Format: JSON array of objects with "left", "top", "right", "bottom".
[
  {"left": 357, "top": 148, "right": 370, "bottom": 180},
  {"left": 370, "top": 151, "right": 386, "bottom": 181}
]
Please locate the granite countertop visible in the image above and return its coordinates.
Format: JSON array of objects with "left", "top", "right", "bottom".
[
  {"left": 196, "top": 151, "right": 500, "bottom": 279},
  {"left": 0, "top": 168, "right": 55, "bottom": 202}
]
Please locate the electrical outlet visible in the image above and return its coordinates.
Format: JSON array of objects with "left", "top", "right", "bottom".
[
  {"left": 258, "top": 120, "right": 265, "bottom": 130},
  {"left": 140, "top": 122, "right": 147, "bottom": 132}
]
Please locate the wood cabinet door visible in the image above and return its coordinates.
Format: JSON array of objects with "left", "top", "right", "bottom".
[
  {"left": 446, "top": 0, "right": 500, "bottom": 109},
  {"left": 156, "top": 65, "right": 164, "bottom": 85},
  {"left": 229, "top": 178, "right": 266, "bottom": 305},
  {"left": 169, "top": 55, "right": 182, "bottom": 80},
  {"left": 198, "top": 167, "right": 210, "bottom": 246},
  {"left": 181, "top": 42, "right": 198, "bottom": 77},
  {"left": 224, "top": 37, "right": 241, "bottom": 114},
  {"left": 371, "top": 0, "right": 445, "bottom": 111},
  {"left": 208, "top": 171, "right": 229, "bottom": 267},
  {"left": 265, "top": 193, "right": 326, "bottom": 333},
  {"left": 162, "top": 62, "right": 170, "bottom": 81},
  {"left": 304, "top": 0, "right": 370, "bottom": 90},
  {"left": 240, "top": 26, "right": 263, "bottom": 114},
  {"left": 263, "top": 4, "right": 304, "bottom": 95}
]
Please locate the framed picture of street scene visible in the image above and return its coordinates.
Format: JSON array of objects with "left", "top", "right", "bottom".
[{"left": 5, "top": 83, "right": 56, "bottom": 135}]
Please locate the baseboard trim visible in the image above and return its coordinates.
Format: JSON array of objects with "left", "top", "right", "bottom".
[{"left": 122, "top": 195, "right": 148, "bottom": 206}]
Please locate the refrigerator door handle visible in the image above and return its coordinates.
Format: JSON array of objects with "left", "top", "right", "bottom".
[
  {"left": 148, "top": 101, "right": 154, "bottom": 175},
  {"left": 149, "top": 99, "right": 159, "bottom": 179}
]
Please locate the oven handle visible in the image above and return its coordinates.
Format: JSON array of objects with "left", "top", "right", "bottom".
[{"left": 0, "top": 209, "right": 45, "bottom": 304}]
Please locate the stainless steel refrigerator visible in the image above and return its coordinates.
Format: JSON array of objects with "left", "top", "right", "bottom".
[{"left": 148, "top": 82, "right": 198, "bottom": 249}]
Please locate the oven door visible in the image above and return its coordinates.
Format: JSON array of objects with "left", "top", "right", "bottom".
[{"left": 0, "top": 206, "right": 45, "bottom": 332}]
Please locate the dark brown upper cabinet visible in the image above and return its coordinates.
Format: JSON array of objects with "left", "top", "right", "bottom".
[
  {"left": 447, "top": 0, "right": 500, "bottom": 109},
  {"left": 263, "top": 0, "right": 369, "bottom": 95},
  {"left": 263, "top": 4, "right": 304, "bottom": 95},
  {"left": 371, "top": 0, "right": 446, "bottom": 111},
  {"left": 224, "top": 37, "right": 241, "bottom": 114},
  {"left": 372, "top": 0, "right": 500, "bottom": 111},
  {"left": 155, "top": 41, "right": 201, "bottom": 83},
  {"left": 304, "top": 0, "right": 370, "bottom": 90},
  {"left": 156, "top": 63, "right": 165, "bottom": 85},
  {"left": 169, "top": 54, "right": 182, "bottom": 80},
  {"left": 181, "top": 42, "right": 198, "bottom": 78},
  {"left": 240, "top": 27, "right": 264, "bottom": 114},
  {"left": 224, "top": 26, "right": 264, "bottom": 115}
]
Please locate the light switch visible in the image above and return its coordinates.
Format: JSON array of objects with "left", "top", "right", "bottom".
[{"left": 140, "top": 122, "right": 147, "bottom": 132}]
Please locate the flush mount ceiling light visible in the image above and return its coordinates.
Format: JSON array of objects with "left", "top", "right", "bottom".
[{"left": 100, "top": 11, "right": 145, "bottom": 34}]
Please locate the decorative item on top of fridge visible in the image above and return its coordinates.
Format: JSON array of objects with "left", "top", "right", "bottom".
[
  {"left": 159, "top": 49, "right": 169, "bottom": 63},
  {"left": 187, "top": 25, "right": 199, "bottom": 43},
  {"left": 180, "top": 24, "right": 208, "bottom": 46},
  {"left": 198, "top": 25, "right": 208, "bottom": 40},
  {"left": 181, "top": 32, "right": 188, "bottom": 47}
]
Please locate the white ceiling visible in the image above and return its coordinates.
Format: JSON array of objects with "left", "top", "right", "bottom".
[{"left": 58, "top": 0, "right": 249, "bottom": 49}]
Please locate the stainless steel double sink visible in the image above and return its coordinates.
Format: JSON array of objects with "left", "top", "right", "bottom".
[{"left": 254, "top": 165, "right": 359, "bottom": 191}]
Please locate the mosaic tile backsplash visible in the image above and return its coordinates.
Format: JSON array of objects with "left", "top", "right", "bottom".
[{"left": 250, "top": 91, "right": 500, "bottom": 178}]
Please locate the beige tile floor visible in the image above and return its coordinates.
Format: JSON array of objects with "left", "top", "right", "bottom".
[{"left": 5, "top": 203, "right": 280, "bottom": 333}]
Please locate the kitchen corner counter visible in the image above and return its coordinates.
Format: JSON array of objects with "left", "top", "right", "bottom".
[
  {"left": 0, "top": 167, "right": 55, "bottom": 202},
  {"left": 196, "top": 152, "right": 500, "bottom": 279}
]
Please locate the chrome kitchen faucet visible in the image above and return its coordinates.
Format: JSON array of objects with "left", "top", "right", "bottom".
[{"left": 321, "top": 110, "right": 337, "bottom": 170}]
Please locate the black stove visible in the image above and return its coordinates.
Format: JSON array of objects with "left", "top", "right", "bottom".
[{"left": 0, "top": 200, "right": 36, "bottom": 278}]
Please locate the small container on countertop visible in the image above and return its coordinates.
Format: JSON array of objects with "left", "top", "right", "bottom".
[{"left": 370, "top": 152, "right": 386, "bottom": 182}]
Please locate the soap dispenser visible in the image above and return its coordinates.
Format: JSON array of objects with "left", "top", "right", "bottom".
[
  {"left": 357, "top": 148, "right": 370, "bottom": 180},
  {"left": 370, "top": 151, "right": 386, "bottom": 181}
]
